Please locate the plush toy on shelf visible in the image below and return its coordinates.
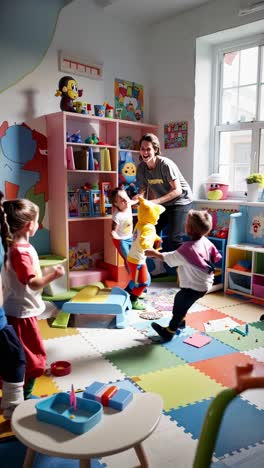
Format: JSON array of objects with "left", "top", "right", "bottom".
[
  {"left": 55, "top": 76, "right": 83, "bottom": 112},
  {"left": 119, "top": 151, "right": 138, "bottom": 199}
]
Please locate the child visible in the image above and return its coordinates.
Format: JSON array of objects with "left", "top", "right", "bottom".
[
  {"left": 110, "top": 187, "right": 137, "bottom": 273},
  {"left": 0, "top": 192, "right": 65, "bottom": 398},
  {"left": 125, "top": 196, "right": 165, "bottom": 310},
  {"left": 0, "top": 271, "right": 26, "bottom": 419},
  {"left": 145, "top": 209, "right": 222, "bottom": 341}
]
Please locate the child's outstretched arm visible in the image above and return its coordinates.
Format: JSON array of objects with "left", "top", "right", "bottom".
[
  {"left": 145, "top": 248, "right": 164, "bottom": 260},
  {"left": 28, "top": 265, "right": 65, "bottom": 291}
]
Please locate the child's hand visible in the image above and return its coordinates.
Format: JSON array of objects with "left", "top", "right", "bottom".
[
  {"left": 144, "top": 248, "right": 157, "bottom": 257},
  {"left": 111, "top": 231, "right": 120, "bottom": 240},
  {"left": 52, "top": 265, "right": 65, "bottom": 279},
  {"left": 153, "top": 238, "right": 162, "bottom": 250}
]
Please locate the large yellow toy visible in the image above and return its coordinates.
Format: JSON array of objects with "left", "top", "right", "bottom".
[{"left": 126, "top": 196, "right": 165, "bottom": 309}]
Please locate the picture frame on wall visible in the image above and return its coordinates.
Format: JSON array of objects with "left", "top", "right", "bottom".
[
  {"left": 164, "top": 121, "right": 188, "bottom": 149},
  {"left": 114, "top": 78, "right": 144, "bottom": 122}
]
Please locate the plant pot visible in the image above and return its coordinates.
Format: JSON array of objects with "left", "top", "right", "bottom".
[{"left": 246, "top": 183, "right": 259, "bottom": 202}]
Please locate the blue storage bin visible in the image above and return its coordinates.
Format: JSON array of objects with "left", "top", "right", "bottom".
[{"left": 228, "top": 272, "right": 251, "bottom": 294}]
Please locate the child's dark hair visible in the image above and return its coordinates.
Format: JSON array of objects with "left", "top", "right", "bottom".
[
  {"left": 0, "top": 191, "right": 39, "bottom": 264},
  {"left": 109, "top": 187, "right": 126, "bottom": 206},
  {"left": 186, "top": 210, "right": 212, "bottom": 240}
]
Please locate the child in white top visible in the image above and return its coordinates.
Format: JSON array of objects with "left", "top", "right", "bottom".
[
  {"left": 145, "top": 209, "right": 222, "bottom": 341},
  {"left": 0, "top": 193, "right": 65, "bottom": 398},
  {"left": 110, "top": 188, "right": 137, "bottom": 273}
]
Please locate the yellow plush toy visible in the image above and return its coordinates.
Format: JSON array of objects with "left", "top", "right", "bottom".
[{"left": 126, "top": 197, "right": 165, "bottom": 310}]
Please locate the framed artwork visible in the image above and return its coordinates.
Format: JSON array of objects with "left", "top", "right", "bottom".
[
  {"left": 114, "top": 78, "right": 144, "bottom": 121},
  {"left": 164, "top": 121, "right": 188, "bottom": 149},
  {"left": 59, "top": 51, "right": 103, "bottom": 80}
]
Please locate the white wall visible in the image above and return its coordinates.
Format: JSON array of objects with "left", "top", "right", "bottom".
[
  {"left": 1, "top": 0, "right": 264, "bottom": 195},
  {"left": 147, "top": 0, "right": 264, "bottom": 195},
  {"left": 0, "top": 0, "right": 149, "bottom": 126}
]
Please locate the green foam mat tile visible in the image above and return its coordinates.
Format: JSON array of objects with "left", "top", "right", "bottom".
[
  {"left": 207, "top": 325, "right": 264, "bottom": 351},
  {"left": 250, "top": 321, "right": 264, "bottom": 331},
  {"left": 104, "top": 344, "right": 185, "bottom": 376},
  {"left": 136, "top": 364, "right": 224, "bottom": 411}
]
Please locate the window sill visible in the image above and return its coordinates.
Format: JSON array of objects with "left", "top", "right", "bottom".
[{"left": 194, "top": 199, "right": 264, "bottom": 207}]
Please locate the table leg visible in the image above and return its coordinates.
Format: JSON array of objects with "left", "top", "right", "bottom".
[
  {"left": 23, "top": 447, "right": 36, "bottom": 468},
  {"left": 134, "top": 443, "right": 149, "bottom": 468},
  {"left": 79, "top": 459, "right": 91, "bottom": 468}
]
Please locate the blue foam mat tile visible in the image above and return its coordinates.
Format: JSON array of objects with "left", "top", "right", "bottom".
[
  {"left": 165, "top": 396, "right": 264, "bottom": 458},
  {"left": 0, "top": 439, "right": 105, "bottom": 468},
  {"left": 211, "top": 462, "right": 228, "bottom": 468},
  {"left": 219, "top": 443, "right": 264, "bottom": 468},
  {"left": 163, "top": 330, "right": 237, "bottom": 363},
  {"left": 131, "top": 316, "right": 171, "bottom": 332}
]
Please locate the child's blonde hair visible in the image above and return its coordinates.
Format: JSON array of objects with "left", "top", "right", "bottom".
[
  {"left": 0, "top": 191, "right": 39, "bottom": 264},
  {"left": 186, "top": 209, "right": 212, "bottom": 240}
]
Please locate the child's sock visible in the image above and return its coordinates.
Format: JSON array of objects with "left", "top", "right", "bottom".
[
  {"left": 151, "top": 322, "right": 176, "bottom": 341},
  {"left": 1, "top": 381, "right": 24, "bottom": 419},
  {"left": 24, "top": 378, "right": 36, "bottom": 400}
]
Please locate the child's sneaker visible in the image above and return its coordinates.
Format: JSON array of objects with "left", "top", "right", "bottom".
[
  {"left": 131, "top": 299, "right": 146, "bottom": 310},
  {"left": 151, "top": 322, "right": 176, "bottom": 341},
  {"left": 138, "top": 292, "right": 147, "bottom": 300},
  {"left": 179, "top": 320, "right": 186, "bottom": 329}
]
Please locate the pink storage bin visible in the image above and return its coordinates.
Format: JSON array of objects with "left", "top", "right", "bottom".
[
  {"left": 69, "top": 269, "right": 109, "bottom": 288},
  {"left": 252, "top": 275, "right": 264, "bottom": 298}
]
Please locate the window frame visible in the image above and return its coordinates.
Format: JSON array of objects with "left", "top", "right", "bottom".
[{"left": 211, "top": 34, "right": 264, "bottom": 197}]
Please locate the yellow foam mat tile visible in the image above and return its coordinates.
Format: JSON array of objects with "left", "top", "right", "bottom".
[
  {"left": 0, "top": 415, "right": 12, "bottom": 439},
  {"left": 32, "top": 373, "right": 61, "bottom": 398},
  {"left": 38, "top": 319, "right": 79, "bottom": 339},
  {"left": 136, "top": 364, "right": 224, "bottom": 411}
]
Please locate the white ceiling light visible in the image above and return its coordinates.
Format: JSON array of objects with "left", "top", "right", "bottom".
[{"left": 238, "top": 1, "right": 264, "bottom": 16}]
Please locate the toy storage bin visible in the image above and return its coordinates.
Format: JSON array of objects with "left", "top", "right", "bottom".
[
  {"left": 252, "top": 275, "right": 264, "bottom": 298},
  {"left": 228, "top": 272, "right": 251, "bottom": 294},
  {"left": 36, "top": 393, "right": 103, "bottom": 434},
  {"left": 255, "top": 252, "right": 264, "bottom": 275}
]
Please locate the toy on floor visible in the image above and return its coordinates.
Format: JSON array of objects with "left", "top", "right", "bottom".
[
  {"left": 61, "top": 284, "right": 132, "bottom": 328},
  {"left": 193, "top": 363, "right": 264, "bottom": 468},
  {"left": 230, "top": 324, "right": 248, "bottom": 337},
  {"left": 50, "top": 360, "right": 71, "bottom": 376},
  {"left": 83, "top": 381, "right": 133, "bottom": 411}
]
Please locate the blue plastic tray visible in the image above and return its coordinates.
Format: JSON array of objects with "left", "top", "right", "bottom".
[{"left": 35, "top": 393, "right": 103, "bottom": 434}]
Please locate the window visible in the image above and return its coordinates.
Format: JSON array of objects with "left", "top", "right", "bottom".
[{"left": 214, "top": 39, "right": 264, "bottom": 194}]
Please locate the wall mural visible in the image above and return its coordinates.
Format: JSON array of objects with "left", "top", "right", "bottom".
[{"left": 0, "top": 121, "right": 50, "bottom": 254}]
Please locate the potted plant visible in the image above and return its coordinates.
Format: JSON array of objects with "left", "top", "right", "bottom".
[{"left": 246, "top": 173, "right": 264, "bottom": 202}]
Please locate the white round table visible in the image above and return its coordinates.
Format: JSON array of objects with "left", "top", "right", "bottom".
[{"left": 11, "top": 392, "right": 163, "bottom": 468}]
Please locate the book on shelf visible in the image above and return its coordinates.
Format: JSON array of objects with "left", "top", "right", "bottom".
[
  {"left": 88, "top": 147, "right": 95, "bottom": 170},
  {"left": 104, "top": 148, "right": 112, "bottom": 171},
  {"left": 66, "top": 146, "right": 75, "bottom": 170},
  {"left": 73, "top": 149, "right": 88, "bottom": 170}
]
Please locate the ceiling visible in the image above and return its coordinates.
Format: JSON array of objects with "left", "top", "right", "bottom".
[{"left": 93, "top": 0, "right": 216, "bottom": 26}]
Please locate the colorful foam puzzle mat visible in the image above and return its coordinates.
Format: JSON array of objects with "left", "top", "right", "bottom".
[{"left": 0, "top": 286, "right": 263, "bottom": 468}]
